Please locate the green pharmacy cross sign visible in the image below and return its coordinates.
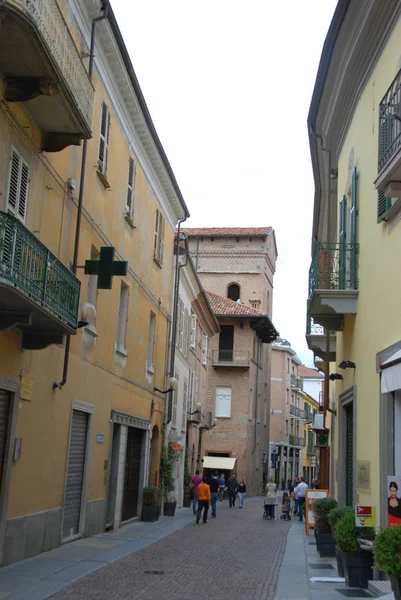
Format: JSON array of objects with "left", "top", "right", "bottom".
[{"left": 84, "top": 246, "right": 128, "bottom": 289}]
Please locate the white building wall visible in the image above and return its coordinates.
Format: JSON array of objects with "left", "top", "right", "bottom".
[{"left": 303, "top": 380, "right": 322, "bottom": 403}]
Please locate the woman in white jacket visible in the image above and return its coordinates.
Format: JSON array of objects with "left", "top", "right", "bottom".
[{"left": 265, "top": 477, "right": 277, "bottom": 520}]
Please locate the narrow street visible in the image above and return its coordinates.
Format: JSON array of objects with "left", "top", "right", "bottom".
[{"left": 51, "top": 497, "right": 290, "bottom": 600}]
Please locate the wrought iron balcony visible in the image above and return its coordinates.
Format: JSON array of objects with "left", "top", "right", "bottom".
[
  {"left": 212, "top": 349, "right": 250, "bottom": 368},
  {"left": 289, "top": 434, "right": 304, "bottom": 447},
  {"left": 305, "top": 315, "right": 336, "bottom": 361},
  {"left": 307, "top": 242, "right": 359, "bottom": 331},
  {"left": 290, "top": 405, "right": 301, "bottom": 418},
  {"left": 302, "top": 408, "right": 313, "bottom": 424},
  {"left": 307, "top": 446, "right": 319, "bottom": 456},
  {"left": 376, "top": 67, "right": 401, "bottom": 194},
  {"left": 0, "top": 0, "right": 94, "bottom": 151},
  {"left": 0, "top": 212, "right": 80, "bottom": 349},
  {"left": 291, "top": 374, "right": 302, "bottom": 390}
]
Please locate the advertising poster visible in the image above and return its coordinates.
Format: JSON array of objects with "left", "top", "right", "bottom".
[
  {"left": 305, "top": 489, "right": 328, "bottom": 535},
  {"left": 387, "top": 476, "right": 401, "bottom": 526}
]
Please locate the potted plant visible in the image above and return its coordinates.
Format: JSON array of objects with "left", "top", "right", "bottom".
[
  {"left": 374, "top": 525, "right": 401, "bottom": 599},
  {"left": 161, "top": 443, "right": 177, "bottom": 516},
  {"left": 142, "top": 486, "right": 161, "bottom": 522},
  {"left": 313, "top": 498, "right": 338, "bottom": 556},
  {"left": 328, "top": 506, "right": 353, "bottom": 576},
  {"left": 335, "top": 510, "right": 375, "bottom": 588}
]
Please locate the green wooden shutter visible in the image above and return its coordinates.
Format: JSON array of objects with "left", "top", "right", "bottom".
[
  {"left": 339, "top": 195, "right": 347, "bottom": 288},
  {"left": 377, "top": 190, "right": 392, "bottom": 223},
  {"left": 350, "top": 167, "right": 357, "bottom": 243}
]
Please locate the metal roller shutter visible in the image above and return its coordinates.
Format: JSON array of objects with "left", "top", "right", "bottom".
[
  {"left": 0, "top": 391, "right": 10, "bottom": 490},
  {"left": 62, "top": 410, "right": 88, "bottom": 539}
]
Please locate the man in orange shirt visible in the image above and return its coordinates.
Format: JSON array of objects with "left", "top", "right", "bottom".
[{"left": 196, "top": 476, "right": 211, "bottom": 524}]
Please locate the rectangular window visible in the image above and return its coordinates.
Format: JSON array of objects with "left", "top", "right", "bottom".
[
  {"left": 286, "top": 389, "right": 289, "bottom": 404},
  {"left": 190, "top": 313, "right": 196, "bottom": 348},
  {"left": 287, "top": 358, "right": 290, "bottom": 373},
  {"left": 202, "top": 334, "right": 208, "bottom": 366},
  {"left": 116, "top": 281, "right": 129, "bottom": 354},
  {"left": 147, "top": 312, "right": 156, "bottom": 372},
  {"left": 153, "top": 208, "right": 165, "bottom": 266},
  {"left": 216, "top": 386, "right": 231, "bottom": 418},
  {"left": 182, "top": 378, "right": 188, "bottom": 431},
  {"left": 285, "top": 420, "right": 288, "bottom": 435},
  {"left": 183, "top": 308, "right": 189, "bottom": 357},
  {"left": 98, "top": 101, "right": 110, "bottom": 175},
  {"left": 7, "top": 147, "right": 29, "bottom": 222},
  {"left": 126, "top": 156, "right": 135, "bottom": 217}
]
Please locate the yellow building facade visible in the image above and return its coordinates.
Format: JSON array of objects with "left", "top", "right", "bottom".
[
  {"left": 0, "top": 0, "right": 188, "bottom": 564},
  {"left": 306, "top": 0, "right": 401, "bottom": 527}
]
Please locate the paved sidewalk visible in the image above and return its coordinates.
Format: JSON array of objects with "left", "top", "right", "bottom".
[
  {"left": 275, "top": 519, "right": 394, "bottom": 600},
  {"left": 0, "top": 508, "right": 195, "bottom": 600}
]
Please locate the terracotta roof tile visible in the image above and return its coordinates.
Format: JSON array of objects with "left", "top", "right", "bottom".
[
  {"left": 181, "top": 227, "right": 272, "bottom": 237},
  {"left": 206, "top": 291, "right": 264, "bottom": 317},
  {"left": 298, "top": 365, "right": 324, "bottom": 379}
]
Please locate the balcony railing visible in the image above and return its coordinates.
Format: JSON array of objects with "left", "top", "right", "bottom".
[
  {"left": 289, "top": 434, "right": 304, "bottom": 447},
  {"left": 306, "top": 315, "right": 324, "bottom": 336},
  {"left": 307, "top": 446, "right": 319, "bottom": 456},
  {"left": 0, "top": 212, "right": 80, "bottom": 329},
  {"left": 308, "top": 243, "right": 359, "bottom": 302},
  {"left": 291, "top": 374, "right": 303, "bottom": 389},
  {"left": 2, "top": 0, "right": 94, "bottom": 136},
  {"left": 378, "top": 67, "right": 401, "bottom": 175},
  {"left": 290, "top": 405, "right": 301, "bottom": 418},
  {"left": 212, "top": 349, "right": 250, "bottom": 367}
]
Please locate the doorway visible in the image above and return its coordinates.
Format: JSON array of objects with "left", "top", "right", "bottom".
[
  {"left": 0, "top": 390, "right": 11, "bottom": 498},
  {"left": 219, "top": 325, "right": 234, "bottom": 361},
  {"left": 338, "top": 386, "right": 356, "bottom": 508},
  {"left": 345, "top": 403, "right": 354, "bottom": 506},
  {"left": 122, "top": 427, "right": 143, "bottom": 521}
]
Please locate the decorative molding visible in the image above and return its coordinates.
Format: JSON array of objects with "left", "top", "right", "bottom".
[
  {"left": 72, "top": 399, "right": 95, "bottom": 414},
  {"left": 111, "top": 410, "right": 150, "bottom": 431}
]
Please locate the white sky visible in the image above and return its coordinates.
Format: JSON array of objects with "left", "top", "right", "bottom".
[{"left": 111, "top": 0, "right": 337, "bottom": 366}]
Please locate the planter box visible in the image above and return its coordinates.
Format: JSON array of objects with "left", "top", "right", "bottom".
[
  {"left": 142, "top": 505, "right": 158, "bottom": 522},
  {"left": 316, "top": 532, "right": 336, "bottom": 557},
  {"left": 156, "top": 505, "right": 161, "bottom": 521},
  {"left": 390, "top": 575, "right": 401, "bottom": 600},
  {"left": 336, "top": 546, "right": 344, "bottom": 577},
  {"left": 343, "top": 550, "right": 374, "bottom": 588},
  {"left": 163, "top": 501, "right": 177, "bottom": 517}
]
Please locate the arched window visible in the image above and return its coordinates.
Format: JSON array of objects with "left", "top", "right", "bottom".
[{"left": 227, "top": 283, "right": 240, "bottom": 302}]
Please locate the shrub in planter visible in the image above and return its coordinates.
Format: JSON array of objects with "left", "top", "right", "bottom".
[
  {"left": 374, "top": 525, "right": 401, "bottom": 600},
  {"left": 335, "top": 511, "right": 375, "bottom": 588},
  {"left": 161, "top": 444, "right": 177, "bottom": 516},
  {"left": 142, "top": 486, "right": 161, "bottom": 522},
  {"left": 328, "top": 506, "right": 353, "bottom": 576},
  {"left": 313, "top": 498, "right": 338, "bottom": 557}
]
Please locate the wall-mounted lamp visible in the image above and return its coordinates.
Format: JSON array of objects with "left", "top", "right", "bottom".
[
  {"left": 329, "top": 373, "right": 343, "bottom": 381},
  {"left": 338, "top": 360, "right": 356, "bottom": 369},
  {"left": 154, "top": 376, "right": 178, "bottom": 395}
]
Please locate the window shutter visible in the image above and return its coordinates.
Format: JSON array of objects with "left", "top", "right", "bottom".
[
  {"left": 159, "top": 214, "right": 165, "bottom": 265},
  {"left": 126, "top": 157, "right": 135, "bottom": 215},
  {"left": 216, "top": 387, "right": 231, "bottom": 418},
  {"left": 182, "top": 378, "right": 188, "bottom": 430},
  {"left": 350, "top": 167, "right": 357, "bottom": 244},
  {"left": 7, "top": 150, "right": 20, "bottom": 216},
  {"left": 339, "top": 195, "right": 347, "bottom": 289},
  {"left": 153, "top": 208, "right": 159, "bottom": 258},
  {"left": 377, "top": 189, "right": 392, "bottom": 223},
  {"left": 190, "top": 314, "right": 196, "bottom": 347},
  {"left": 99, "top": 102, "right": 110, "bottom": 174}
]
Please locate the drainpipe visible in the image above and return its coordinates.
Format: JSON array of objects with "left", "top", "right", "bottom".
[
  {"left": 53, "top": 4, "right": 109, "bottom": 390},
  {"left": 166, "top": 216, "right": 188, "bottom": 420},
  {"left": 252, "top": 336, "right": 261, "bottom": 454}
]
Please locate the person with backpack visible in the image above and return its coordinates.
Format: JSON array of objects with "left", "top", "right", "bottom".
[
  {"left": 226, "top": 472, "right": 238, "bottom": 507},
  {"left": 209, "top": 471, "right": 219, "bottom": 518}
]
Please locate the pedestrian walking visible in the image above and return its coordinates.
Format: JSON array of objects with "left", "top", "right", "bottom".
[
  {"left": 280, "top": 492, "right": 291, "bottom": 520},
  {"left": 226, "top": 472, "right": 238, "bottom": 507},
  {"left": 294, "top": 477, "right": 309, "bottom": 522},
  {"left": 237, "top": 479, "right": 246, "bottom": 508},
  {"left": 265, "top": 477, "right": 277, "bottom": 520},
  {"left": 191, "top": 469, "right": 202, "bottom": 515},
  {"left": 218, "top": 473, "right": 226, "bottom": 501},
  {"left": 209, "top": 471, "right": 219, "bottom": 517},
  {"left": 196, "top": 476, "right": 211, "bottom": 524}
]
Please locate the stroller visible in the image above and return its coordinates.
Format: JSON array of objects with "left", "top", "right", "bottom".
[{"left": 263, "top": 501, "right": 269, "bottom": 520}]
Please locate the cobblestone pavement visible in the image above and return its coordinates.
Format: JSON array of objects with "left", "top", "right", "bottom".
[{"left": 50, "top": 497, "right": 291, "bottom": 600}]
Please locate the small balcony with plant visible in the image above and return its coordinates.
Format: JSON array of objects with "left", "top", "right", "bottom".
[
  {"left": 0, "top": 212, "right": 80, "bottom": 349},
  {"left": 307, "top": 242, "right": 359, "bottom": 332},
  {"left": 0, "top": 0, "right": 94, "bottom": 152}
]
